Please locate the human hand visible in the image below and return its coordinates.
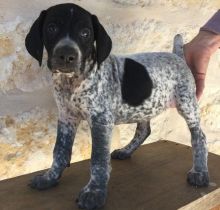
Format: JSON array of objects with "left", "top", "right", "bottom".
[{"left": 183, "top": 30, "right": 220, "bottom": 100}]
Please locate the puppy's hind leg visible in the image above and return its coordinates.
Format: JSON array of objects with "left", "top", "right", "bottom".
[
  {"left": 111, "top": 121, "right": 151, "bottom": 160},
  {"left": 176, "top": 84, "right": 209, "bottom": 187}
]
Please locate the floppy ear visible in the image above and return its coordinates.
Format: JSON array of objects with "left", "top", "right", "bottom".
[
  {"left": 25, "top": 11, "right": 46, "bottom": 66},
  {"left": 92, "top": 15, "right": 112, "bottom": 66}
]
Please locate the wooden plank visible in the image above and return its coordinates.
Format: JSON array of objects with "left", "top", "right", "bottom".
[
  {"left": 179, "top": 188, "right": 220, "bottom": 210},
  {"left": 0, "top": 140, "right": 220, "bottom": 210},
  {"left": 211, "top": 205, "right": 220, "bottom": 210}
]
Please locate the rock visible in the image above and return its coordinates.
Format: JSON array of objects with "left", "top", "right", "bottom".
[{"left": 0, "top": 36, "right": 14, "bottom": 57}]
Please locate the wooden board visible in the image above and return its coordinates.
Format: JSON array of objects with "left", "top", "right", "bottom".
[
  {"left": 211, "top": 205, "right": 220, "bottom": 210},
  {"left": 0, "top": 140, "right": 220, "bottom": 210}
]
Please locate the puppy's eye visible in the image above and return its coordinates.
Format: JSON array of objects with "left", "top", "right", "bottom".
[
  {"left": 80, "top": 28, "right": 90, "bottom": 39},
  {"left": 47, "top": 23, "right": 59, "bottom": 33}
]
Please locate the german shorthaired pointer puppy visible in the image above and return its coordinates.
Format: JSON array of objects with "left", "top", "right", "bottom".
[{"left": 25, "top": 3, "right": 209, "bottom": 210}]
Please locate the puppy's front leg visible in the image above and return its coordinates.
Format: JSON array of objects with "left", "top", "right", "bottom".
[
  {"left": 77, "top": 121, "right": 113, "bottom": 210},
  {"left": 29, "top": 117, "right": 79, "bottom": 190}
]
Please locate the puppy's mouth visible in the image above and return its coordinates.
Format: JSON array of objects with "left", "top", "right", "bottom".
[
  {"left": 51, "top": 69, "right": 62, "bottom": 73},
  {"left": 50, "top": 68, "right": 75, "bottom": 74},
  {"left": 51, "top": 69, "right": 83, "bottom": 80},
  {"left": 48, "top": 59, "right": 81, "bottom": 74},
  {"left": 51, "top": 70, "right": 81, "bottom": 80}
]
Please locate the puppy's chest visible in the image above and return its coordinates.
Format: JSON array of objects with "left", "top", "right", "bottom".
[{"left": 53, "top": 75, "right": 105, "bottom": 118}]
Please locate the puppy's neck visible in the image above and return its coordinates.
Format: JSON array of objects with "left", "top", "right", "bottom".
[{"left": 52, "top": 58, "right": 98, "bottom": 92}]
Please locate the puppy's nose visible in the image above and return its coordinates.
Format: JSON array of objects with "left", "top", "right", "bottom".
[
  {"left": 60, "top": 54, "right": 75, "bottom": 63},
  {"left": 54, "top": 46, "right": 77, "bottom": 64}
]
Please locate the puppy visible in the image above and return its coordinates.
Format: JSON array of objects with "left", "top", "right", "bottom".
[{"left": 25, "top": 3, "right": 209, "bottom": 210}]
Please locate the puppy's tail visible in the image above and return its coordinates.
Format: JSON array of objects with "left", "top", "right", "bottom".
[{"left": 172, "top": 34, "right": 185, "bottom": 60}]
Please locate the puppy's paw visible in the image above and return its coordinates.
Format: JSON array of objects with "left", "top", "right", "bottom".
[
  {"left": 28, "top": 173, "right": 59, "bottom": 190},
  {"left": 76, "top": 185, "right": 107, "bottom": 210},
  {"left": 111, "top": 149, "right": 131, "bottom": 160},
  {"left": 187, "top": 170, "right": 209, "bottom": 187}
]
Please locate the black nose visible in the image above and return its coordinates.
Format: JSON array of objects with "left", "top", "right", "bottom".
[{"left": 54, "top": 46, "right": 77, "bottom": 64}]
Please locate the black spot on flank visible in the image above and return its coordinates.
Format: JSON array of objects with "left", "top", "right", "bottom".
[{"left": 122, "top": 58, "right": 153, "bottom": 106}]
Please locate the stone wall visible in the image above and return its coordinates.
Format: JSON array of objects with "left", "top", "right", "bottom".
[{"left": 0, "top": 0, "right": 220, "bottom": 180}]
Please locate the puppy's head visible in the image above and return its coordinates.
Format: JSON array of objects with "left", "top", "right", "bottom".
[{"left": 25, "top": 3, "right": 112, "bottom": 74}]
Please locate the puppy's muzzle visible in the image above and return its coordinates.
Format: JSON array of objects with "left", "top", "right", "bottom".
[
  {"left": 50, "top": 45, "right": 78, "bottom": 73},
  {"left": 49, "top": 38, "right": 82, "bottom": 73}
]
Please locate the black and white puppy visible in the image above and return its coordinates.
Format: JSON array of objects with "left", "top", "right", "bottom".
[{"left": 25, "top": 3, "right": 209, "bottom": 210}]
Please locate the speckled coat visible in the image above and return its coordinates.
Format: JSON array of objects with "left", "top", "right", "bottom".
[{"left": 36, "top": 49, "right": 208, "bottom": 209}]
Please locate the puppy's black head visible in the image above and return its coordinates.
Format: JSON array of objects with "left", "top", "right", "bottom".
[{"left": 25, "top": 3, "right": 112, "bottom": 73}]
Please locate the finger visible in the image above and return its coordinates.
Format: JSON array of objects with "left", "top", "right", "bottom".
[
  {"left": 195, "top": 78, "right": 205, "bottom": 100},
  {"left": 194, "top": 54, "right": 210, "bottom": 75},
  {"left": 192, "top": 54, "right": 209, "bottom": 100},
  {"left": 183, "top": 43, "right": 192, "bottom": 69}
]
